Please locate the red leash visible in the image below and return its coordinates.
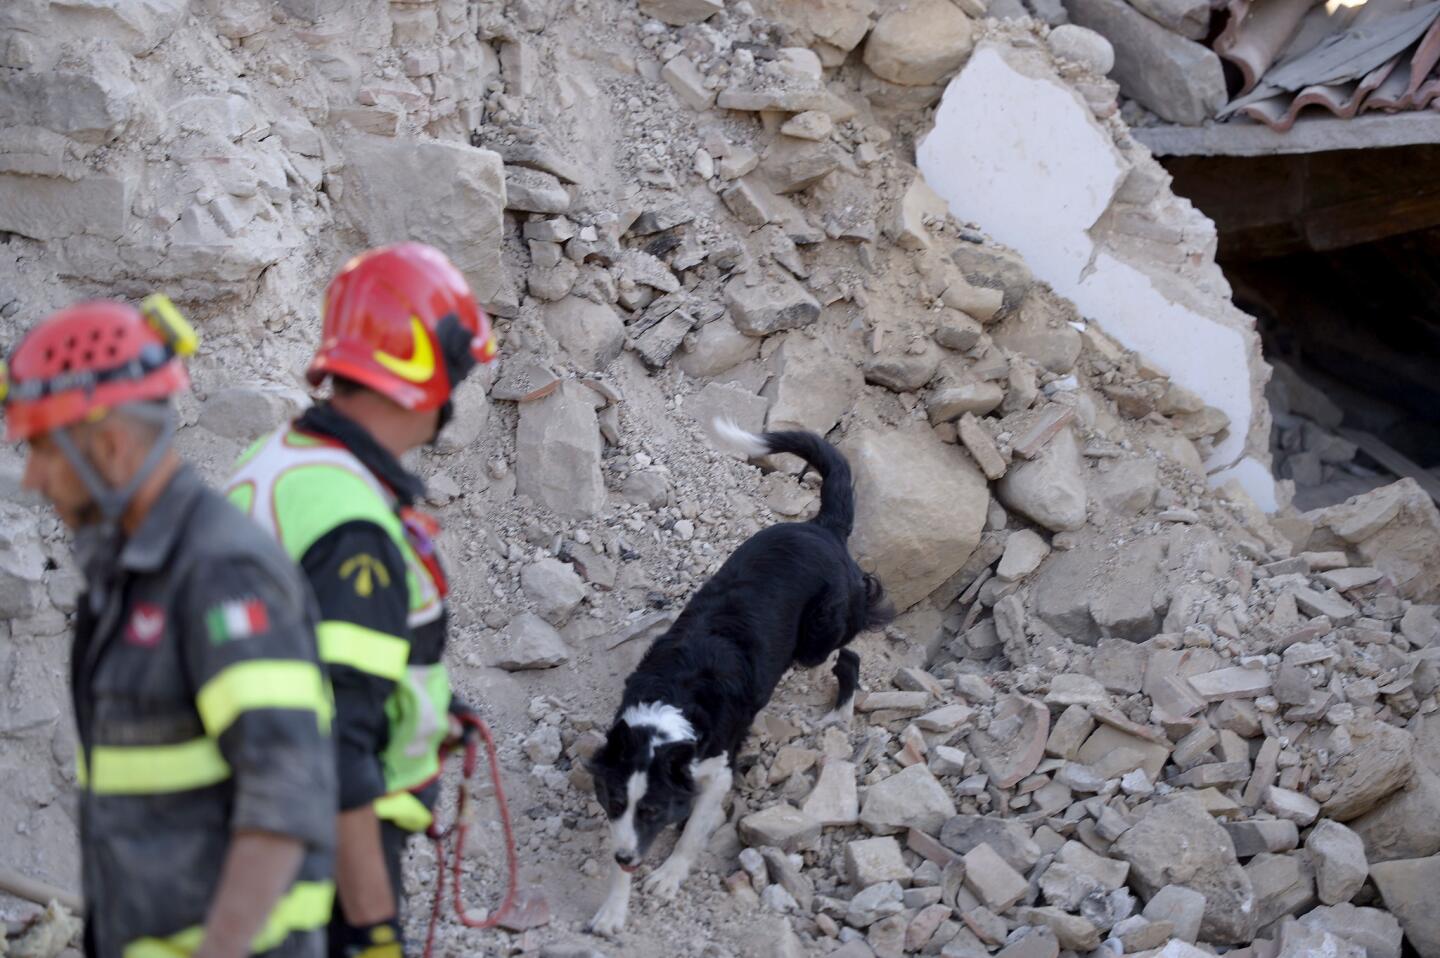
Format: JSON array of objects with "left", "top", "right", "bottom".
[{"left": 422, "top": 713, "right": 520, "bottom": 958}]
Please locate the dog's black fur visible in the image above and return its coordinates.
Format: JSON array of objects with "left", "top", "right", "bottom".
[{"left": 588, "top": 427, "right": 893, "bottom": 864}]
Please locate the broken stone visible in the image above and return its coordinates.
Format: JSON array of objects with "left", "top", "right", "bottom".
[
  {"left": 1349, "top": 768, "right": 1440, "bottom": 864},
  {"left": 958, "top": 414, "right": 1007, "bottom": 480},
  {"left": 847, "top": 836, "right": 914, "bottom": 888},
  {"left": 1245, "top": 852, "right": 1316, "bottom": 930},
  {"left": 1298, "top": 904, "right": 1404, "bottom": 958},
  {"left": 520, "top": 558, "right": 586, "bottom": 625},
  {"left": 542, "top": 296, "right": 625, "bottom": 372},
  {"left": 495, "top": 613, "right": 571, "bottom": 670},
  {"left": 843, "top": 426, "right": 990, "bottom": 610},
  {"left": 1265, "top": 786, "right": 1320, "bottom": 826},
  {"left": 860, "top": 764, "right": 957, "bottom": 836},
  {"left": 1141, "top": 884, "right": 1206, "bottom": 944},
  {"left": 1305, "top": 819, "right": 1367, "bottom": 905},
  {"left": 762, "top": 136, "right": 844, "bottom": 194},
  {"left": 763, "top": 335, "right": 861, "bottom": 436},
  {"left": 1320, "top": 720, "right": 1415, "bottom": 822},
  {"left": 941, "top": 816, "right": 1042, "bottom": 876},
  {"left": 506, "top": 166, "right": 571, "bottom": 214},
  {"left": 997, "top": 530, "right": 1050, "bottom": 582},
  {"left": 725, "top": 272, "right": 821, "bottom": 336},
  {"left": 864, "top": 342, "right": 943, "bottom": 393},
  {"left": 662, "top": 55, "right": 715, "bottom": 111},
  {"left": 863, "top": 0, "right": 976, "bottom": 86},
  {"left": 969, "top": 695, "right": 1049, "bottom": 789},
  {"left": 516, "top": 382, "right": 605, "bottom": 519},
  {"left": 739, "top": 805, "right": 821, "bottom": 852},
  {"left": 1371, "top": 855, "right": 1440, "bottom": 958},
  {"left": 638, "top": 0, "right": 722, "bottom": 24},
  {"left": 992, "top": 291, "right": 1082, "bottom": 375},
  {"left": 1188, "top": 667, "right": 1273, "bottom": 701},
  {"left": 1016, "top": 907, "right": 1100, "bottom": 952},
  {"left": 1065, "top": 0, "right": 1226, "bottom": 125},
  {"left": 926, "top": 381, "right": 1006, "bottom": 422},
  {"left": 1222, "top": 819, "right": 1299, "bottom": 858},
  {"left": 961, "top": 843, "right": 1028, "bottom": 913},
  {"left": 1113, "top": 796, "right": 1255, "bottom": 943},
  {"left": 996, "top": 427, "right": 1087, "bottom": 532}
]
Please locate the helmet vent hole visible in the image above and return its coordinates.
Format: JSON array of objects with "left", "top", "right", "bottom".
[
  {"left": 60, "top": 359, "right": 71, "bottom": 372},
  {"left": 82, "top": 351, "right": 94, "bottom": 363},
  {"left": 113, "top": 327, "right": 125, "bottom": 340},
  {"left": 107, "top": 345, "right": 118, "bottom": 358},
  {"left": 66, "top": 336, "right": 77, "bottom": 349},
  {"left": 89, "top": 329, "right": 101, "bottom": 342}
]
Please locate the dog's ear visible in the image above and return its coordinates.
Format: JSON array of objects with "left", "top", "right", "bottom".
[
  {"left": 589, "top": 720, "right": 637, "bottom": 775},
  {"left": 656, "top": 742, "right": 697, "bottom": 791}
]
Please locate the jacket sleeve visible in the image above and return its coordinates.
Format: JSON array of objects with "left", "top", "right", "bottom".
[
  {"left": 300, "top": 520, "right": 412, "bottom": 811},
  {"left": 178, "top": 554, "right": 335, "bottom": 848}
]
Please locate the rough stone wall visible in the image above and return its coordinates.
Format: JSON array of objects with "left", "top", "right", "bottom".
[{"left": 2, "top": 3, "right": 1438, "bottom": 957}]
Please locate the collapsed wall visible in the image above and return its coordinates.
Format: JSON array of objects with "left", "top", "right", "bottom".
[
  {"left": 916, "top": 29, "right": 1277, "bottom": 510},
  {"left": 2, "top": 2, "right": 1439, "bottom": 957}
]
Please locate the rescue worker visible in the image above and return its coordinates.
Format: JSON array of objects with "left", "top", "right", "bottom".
[
  {"left": 224, "top": 243, "right": 497, "bottom": 957},
  {"left": 1, "top": 298, "right": 336, "bottom": 957}
]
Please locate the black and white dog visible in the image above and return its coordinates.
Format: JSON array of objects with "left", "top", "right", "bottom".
[{"left": 585, "top": 421, "right": 893, "bottom": 936}]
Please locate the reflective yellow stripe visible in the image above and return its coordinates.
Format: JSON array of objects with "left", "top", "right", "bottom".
[
  {"left": 196, "top": 660, "right": 333, "bottom": 737},
  {"left": 317, "top": 621, "right": 409, "bottom": 681},
  {"left": 122, "top": 880, "right": 334, "bottom": 957},
  {"left": 84, "top": 738, "right": 231, "bottom": 795},
  {"left": 374, "top": 791, "right": 433, "bottom": 832}
]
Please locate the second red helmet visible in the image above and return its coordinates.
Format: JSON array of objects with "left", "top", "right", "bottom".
[{"left": 307, "top": 243, "right": 497, "bottom": 411}]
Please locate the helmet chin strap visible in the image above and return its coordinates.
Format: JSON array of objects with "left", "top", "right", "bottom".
[
  {"left": 51, "top": 405, "right": 177, "bottom": 611},
  {"left": 53, "top": 405, "right": 177, "bottom": 523}
]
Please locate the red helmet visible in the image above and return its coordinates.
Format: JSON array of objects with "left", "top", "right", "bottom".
[
  {"left": 307, "top": 243, "right": 497, "bottom": 412},
  {"left": 1, "top": 300, "right": 192, "bottom": 443}
]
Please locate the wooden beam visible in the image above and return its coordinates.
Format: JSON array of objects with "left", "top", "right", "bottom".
[{"left": 1338, "top": 427, "right": 1440, "bottom": 506}]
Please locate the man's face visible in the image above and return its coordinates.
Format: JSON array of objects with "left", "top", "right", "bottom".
[{"left": 21, "top": 430, "right": 101, "bottom": 530}]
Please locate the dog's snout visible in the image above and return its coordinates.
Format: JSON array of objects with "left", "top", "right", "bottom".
[{"left": 615, "top": 850, "right": 636, "bottom": 866}]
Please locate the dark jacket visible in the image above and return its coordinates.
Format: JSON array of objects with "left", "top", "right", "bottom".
[{"left": 72, "top": 465, "right": 335, "bottom": 957}]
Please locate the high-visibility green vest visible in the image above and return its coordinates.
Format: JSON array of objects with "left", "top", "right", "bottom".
[{"left": 226, "top": 427, "right": 450, "bottom": 829}]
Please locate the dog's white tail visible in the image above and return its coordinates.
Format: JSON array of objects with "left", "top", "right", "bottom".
[{"left": 711, "top": 418, "right": 771, "bottom": 459}]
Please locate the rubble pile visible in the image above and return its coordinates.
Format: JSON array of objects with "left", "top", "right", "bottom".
[{"left": 1, "top": 1, "right": 1438, "bottom": 957}]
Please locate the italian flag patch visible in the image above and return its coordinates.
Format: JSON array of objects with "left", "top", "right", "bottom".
[{"left": 205, "top": 599, "right": 269, "bottom": 645}]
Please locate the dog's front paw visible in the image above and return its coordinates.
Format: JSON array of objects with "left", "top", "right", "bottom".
[
  {"left": 587, "top": 897, "right": 628, "bottom": 938},
  {"left": 643, "top": 857, "right": 691, "bottom": 900}
]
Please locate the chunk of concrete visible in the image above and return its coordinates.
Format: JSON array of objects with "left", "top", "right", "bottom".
[
  {"left": 996, "top": 427, "right": 1087, "bottom": 532},
  {"left": 860, "top": 764, "right": 957, "bottom": 836},
  {"left": 494, "top": 613, "right": 571, "bottom": 670},
  {"left": 843, "top": 426, "right": 990, "bottom": 610},
  {"left": 725, "top": 272, "right": 821, "bottom": 336},
  {"left": 516, "top": 382, "right": 606, "bottom": 519},
  {"left": 542, "top": 296, "right": 625, "bottom": 372},
  {"left": 863, "top": 0, "right": 976, "bottom": 86}
]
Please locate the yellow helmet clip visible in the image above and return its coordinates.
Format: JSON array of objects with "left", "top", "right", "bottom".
[
  {"left": 140, "top": 293, "right": 199, "bottom": 358},
  {"left": 0, "top": 358, "right": 9, "bottom": 404}
]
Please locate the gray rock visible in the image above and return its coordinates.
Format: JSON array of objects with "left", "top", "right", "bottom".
[
  {"left": 1090, "top": 458, "right": 1159, "bottom": 516},
  {"left": 940, "top": 816, "right": 1042, "bottom": 875},
  {"left": 1245, "top": 852, "right": 1316, "bottom": 930},
  {"left": 541, "top": 296, "right": 625, "bottom": 372},
  {"left": 621, "top": 470, "right": 672, "bottom": 509},
  {"left": 1064, "top": 0, "right": 1226, "bottom": 125},
  {"left": 1222, "top": 819, "right": 1299, "bottom": 858},
  {"left": 686, "top": 382, "right": 769, "bottom": 439},
  {"left": 505, "top": 167, "right": 571, "bottom": 214},
  {"left": 1141, "top": 884, "right": 1205, "bottom": 943},
  {"left": 992, "top": 290, "right": 1082, "bottom": 374},
  {"left": 863, "top": 0, "right": 975, "bottom": 86},
  {"left": 997, "top": 427, "right": 1087, "bottom": 532},
  {"left": 1046, "top": 24, "right": 1115, "bottom": 74},
  {"left": 846, "top": 836, "right": 913, "bottom": 888},
  {"left": 516, "top": 382, "right": 606, "bottom": 519},
  {"left": 0, "top": 508, "right": 47, "bottom": 620},
  {"left": 725, "top": 273, "right": 821, "bottom": 336},
  {"left": 801, "top": 759, "right": 859, "bottom": 826},
  {"left": 198, "top": 386, "right": 296, "bottom": 440},
  {"left": 520, "top": 558, "right": 586, "bottom": 625},
  {"left": 860, "top": 764, "right": 957, "bottom": 836},
  {"left": 1275, "top": 922, "right": 1365, "bottom": 958},
  {"left": 1127, "top": 0, "right": 1209, "bottom": 37},
  {"left": 1306, "top": 819, "right": 1368, "bottom": 905},
  {"left": 739, "top": 805, "right": 821, "bottom": 852},
  {"left": 997, "top": 530, "right": 1051, "bottom": 582},
  {"left": 1350, "top": 768, "right": 1440, "bottom": 863},
  {"left": 1299, "top": 903, "right": 1404, "bottom": 958},
  {"left": 1370, "top": 854, "right": 1440, "bottom": 958},
  {"left": 495, "top": 613, "right": 571, "bottom": 670},
  {"left": 339, "top": 135, "right": 506, "bottom": 306},
  {"left": 763, "top": 335, "right": 860, "bottom": 436},
  {"left": 676, "top": 318, "right": 761, "bottom": 378},
  {"left": 761, "top": 136, "right": 845, "bottom": 194},
  {"left": 639, "top": 0, "right": 722, "bottom": 25},
  {"left": 1113, "top": 796, "right": 1255, "bottom": 943}
]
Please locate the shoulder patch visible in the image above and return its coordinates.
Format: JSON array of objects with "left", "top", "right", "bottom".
[
  {"left": 205, "top": 598, "right": 270, "bottom": 645},
  {"left": 125, "top": 603, "right": 166, "bottom": 648},
  {"left": 340, "top": 553, "right": 392, "bottom": 597}
]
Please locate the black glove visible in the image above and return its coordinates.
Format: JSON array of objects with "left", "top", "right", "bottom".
[{"left": 342, "top": 920, "right": 403, "bottom": 958}]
